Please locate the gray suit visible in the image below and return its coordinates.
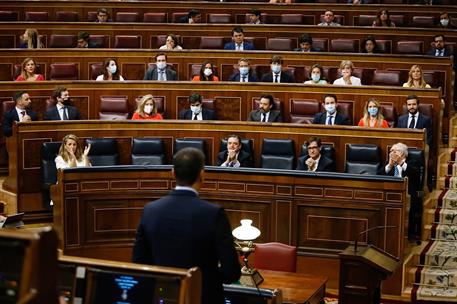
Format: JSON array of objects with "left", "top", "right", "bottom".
[
  {"left": 143, "top": 67, "right": 178, "bottom": 81},
  {"left": 247, "top": 110, "right": 282, "bottom": 122}
]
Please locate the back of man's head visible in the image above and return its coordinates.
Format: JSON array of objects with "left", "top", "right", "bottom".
[{"left": 173, "top": 148, "right": 205, "bottom": 186}]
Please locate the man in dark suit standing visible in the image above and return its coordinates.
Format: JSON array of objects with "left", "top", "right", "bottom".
[
  {"left": 132, "top": 148, "right": 241, "bottom": 304},
  {"left": 144, "top": 53, "right": 178, "bottom": 81},
  {"left": 296, "top": 137, "right": 334, "bottom": 172},
  {"left": 228, "top": 58, "right": 258, "bottom": 82},
  {"left": 312, "top": 94, "right": 351, "bottom": 126},
  {"left": 224, "top": 27, "right": 255, "bottom": 51},
  {"left": 261, "top": 55, "right": 295, "bottom": 83},
  {"left": 178, "top": 93, "right": 217, "bottom": 120},
  {"left": 217, "top": 134, "right": 253, "bottom": 167},
  {"left": 397, "top": 95, "right": 433, "bottom": 146},
  {"left": 3, "top": 91, "right": 38, "bottom": 137},
  {"left": 247, "top": 94, "right": 282, "bottom": 122},
  {"left": 44, "top": 87, "right": 81, "bottom": 121}
]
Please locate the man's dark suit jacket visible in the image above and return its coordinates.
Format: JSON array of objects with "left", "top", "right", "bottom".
[
  {"left": 293, "top": 47, "right": 322, "bottom": 52},
  {"left": 132, "top": 189, "right": 241, "bottom": 304},
  {"left": 426, "top": 46, "right": 453, "bottom": 57},
  {"left": 312, "top": 111, "right": 351, "bottom": 125},
  {"left": 247, "top": 110, "right": 282, "bottom": 122},
  {"left": 178, "top": 108, "right": 217, "bottom": 120},
  {"left": 3, "top": 108, "right": 38, "bottom": 137},
  {"left": 178, "top": 16, "right": 190, "bottom": 23},
  {"left": 228, "top": 72, "right": 258, "bottom": 82},
  {"left": 216, "top": 149, "right": 253, "bottom": 167},
  {"left": 296, "top": 155, "right": 335, "bottom": 171},
  {"left": 397, "top": 113, "right": 433, "bottom": 146},
  {"left": 223, "top": 41, "right": 255, "bottom": 50},
  {"left": 260, "top": 71, "right": 295, "bottom": 83},
  {"left": 43, "top": 105, "right": 81, "bottom": 121},
  {"left": 143, "top": 67, "right": 178, "bottom": 81},
  {"left": 377, "top": 162, "right": 420, "bottom": 196}
]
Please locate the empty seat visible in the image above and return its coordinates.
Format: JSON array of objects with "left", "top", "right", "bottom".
[
  {"left": 345, "top": 144, "right": 381, "bottom": 175},
  {"left": 253, "top": 242, "right": 297, "bottom": 273},
  {"left": 85, "top": 138, "right": 120, "bottom": 166},
  {"left": 0, "top": 11, "right": 18, "bottom": 21},
  {"left": 50, "top": 63, "right": 78, "bottom": 80},
  {"left": 131, "top": 138, "right": 166, "bottom": 165},
  {"left": 89, "top": 35, "right": 109, "bottom": 48},
  {"left": 407, "top": 148, "right": 425, "bottom": 191},
  {"left": 143, "top": 13, "right": 167, "bottom": 23},
  {"left": 99, "top": 96, "right": 129, "bottom": 120},
  {"left": 208, "top": 13, "right": 231, "bottom": 23},
  {"left": 114, "top": 35, "right": 141, "bottom": 48},
  {"left": 41, "top": 141, "right": 62, "bottom": 208},
  {"left": 55, "top": 11, "right": 79, "bottom": 22},
  {"left": 313, "top": 38, "right": 328, "bottom": 52},
  {"left": 261, "top": 138, "right": 295, "bottom": 170},
  {"left": 289, "top": 99, "right": 320, "bottom": 124},
  {"left": 371, "top": 70, "right": 401, "bottom": 86},
  {"left": 89, "top": 63, "right": 103, "bottom": 80},
  {"left": 199, "top": 37, "right": 224, "bottom": 49},
  {"left": 49, "top": 35, "right": 77, "bottom": 48},
  {"left": 266, "top": 38, "right": 295, "bottom": 51},
  {"left": 390, "top": 15, "right": 405, "bottom": 27},
  {"left": 25, "top": 11, "right": 49, "bottom": 21},
  {"left": 87, "top": 11, "right": 98, "bottom": 22},
  {"left": 171, "top": 12, "right": 187, "bottom": 23},
  {"left": 357, "top": 15, "right": 376, "bottom": 26},
  {"left": 335, "top": 102, "right": 354, "bottom": 124},
  {"left": 380, "top": 103, "right": 397, "bottom": 127},
  {"left": 174, "top": 138, "right": 208, "bottom": 164},
  {"left": 330, "top": 39, "right": 359, "bottom": 53},
  {"left": 410, "top": 16, "right": 435, "bottom": 28},
  {"left": 396, "top": 41, "right": 423, "bottom": 55},
  {"left": 116, "top": 12, "right": 140, "bottom": 22},
  {"left": 280, "top": 14, "right": 303, "bottom": 24},
  {"left": 376, "top": 40, "right": 392, "bottom": 54}
]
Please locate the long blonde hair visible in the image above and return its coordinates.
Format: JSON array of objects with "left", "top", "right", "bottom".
[
  {"left": 405, "top": 64, "right": 429, "bottom": 88},
  {"left": 361, "top": 98, "right": 385, "bottom": 127},
  {"left": 136, "top": 94, "right": 158, "bottom": 117},
  {"left": 24, "top": 28, "right": 42, "bottom": 49},
  {"left": 58, "top": 134, "right": 83, "bottom": 163},
  {"left": 20, "top": 57, "right": 37, "bottom": 80}
]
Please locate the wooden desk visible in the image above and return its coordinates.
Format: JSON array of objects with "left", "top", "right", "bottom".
[{"left": 261, "top": 270, "right": 327, "bottom": 304}]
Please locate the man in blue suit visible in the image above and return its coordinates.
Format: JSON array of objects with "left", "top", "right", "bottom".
[
  {"left": 3, "top": 91, "right": 38, "bottom": 137},
  {"left": 397, "top": 95, "right": 433, "bottom": 146},
  {"left": 224, "top": 27, "right": 255, "bottom": 51},
  {"left": 228, "top": 58, "right": 258, "bottom": 82},
  {"left": 132, "top": 148, "right": 241, "bottom": 304}
]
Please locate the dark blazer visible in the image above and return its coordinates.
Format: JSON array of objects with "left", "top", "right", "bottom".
[
  {"left": 216, "top": 149, "right": 253, "bottom": 167},
  {"left": 132, "top": 189, "right": 241, "bottom": 304},
  {"left": 296, "top": 155, "right": 334, "bottom": 172},
  {"left": 247, "top": 109, "right": 282, "bottom": 122},
  {"left": 312, "top": 111, "right": 351, "bottom": 126},
  {"left": 44, "top": 105, "right": 81, "bottom": 121},
  {"left": 228, "top": 72, "right": 258, "bottom": 82},
  {"left": 143, "top": 67, "right": 178, "bottom": 81},
  {"left": 178, "top": 108, "right": 217, "bottom": 120},
  {"left": 223, "top": 41, "right": 255, "bottom": 50},
  {"left": 178, "top": 16, "right": 190, "bottom": 23},
  {"left": 3, "top": 108, "right": 38, "bottom": 137},
  {"left": 293, "top": 47, "right": 322, "bottom": 52},
  {"left": 397, "top": 113, "right": 433, "bottom": 146},
  {"left": 426, "top": 46, "right": 453, "bottom": 57},
  {"left": 377, "top": 162, "right": 420, "bottom": 195},
  {"left": 260, "top": 71, "right": 295, "bottom": 83}
]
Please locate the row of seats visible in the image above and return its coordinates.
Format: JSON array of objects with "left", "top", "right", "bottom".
[{"left": 1, "top": 10, "right": 453, "bottom": 28}]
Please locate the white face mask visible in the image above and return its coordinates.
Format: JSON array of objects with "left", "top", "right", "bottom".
[
  {"left": 203, "top": 68, "right": 213, "bottom": 77},
  {"left": 311, "top": 74, "right": 321, "bottom": 82},
  {"left": 108, "top": 65, "right": 117, "bottom": 74},
  {"left": 190, "top": 105, "right": 202, "bottom": 114},
  {"left": 441, "top": 19, "right": 449, "bottom": 26},
  {"left": 271, "top": 64, "right": 281, "bottom": 74},
  {"left": 156, "top": 62, "right": 167, "bottom": 70},
  {"left": 143, "top": 105, "right": 153, "bottom": 114},
  {"left": 239, "top": 67, "right": 249, "bottom": 75},
  {"left": 324, "top": 104, "right": 336, "bottom": 114}
]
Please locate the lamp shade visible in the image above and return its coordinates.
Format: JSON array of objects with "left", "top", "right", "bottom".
[{"left": 232, "top": 219, "right": 261, "bottom": 241}]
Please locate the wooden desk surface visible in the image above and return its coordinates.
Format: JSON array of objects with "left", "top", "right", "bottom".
[{"left": 261, "top": 270, "right": 327, "bottom": 304}]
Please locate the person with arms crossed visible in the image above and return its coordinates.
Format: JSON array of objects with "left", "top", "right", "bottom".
[{"left": 217, "top": 134, "right": 253, "bottom": 167}]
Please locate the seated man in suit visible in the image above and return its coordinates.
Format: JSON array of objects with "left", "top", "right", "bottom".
[
  {"left": 144, "top": 53, "right": 178, "bottom": 81},
  {"left": 426, "top": 34, "right": 455, "bottom": 69},
  {"left": 397, "top": 95, "right": 433, "bottom": 146},
  {"left": 261, "top": 55, "right": 295, "bottom": 83},
  {"left": 76, "top": 31, "right": 100, "bottom": 48},
  {"left": 312, "top": 94, "right": 351, "bottom": 125},
  {"left": 317, "top": 9, "right": 341, "bottom": 26},
  {"left": 228, "top": 58, "right": 258, "bottom": 82},
  {"left": 95, "top": 8, "right": 112, "bottom": 23},
  {"left": 179, "top": 9, "right": 202, "bottom": 24},
  {"left": 294, "top": 33, "right": 322, "bottom": 52},
  {"left": 247, "top": 94, "right": 282, "bottom": 122},
  {"left": 296, "top": 136, "right": 334, "bottom": 172},
  {"left": 3, "top": 91, "right": 38, "bottom": 137},
  {"left": 217, "top": 134, "right": 253, "bottom": 167},
  {"left": 178, "top": 93, "right": 217, "bottom": 120},
  {"left": 224, "top": 27, "right": 255, "bottom": 51},
  {"left": 44, "top": 86, "right": 81, "bottom": 121}
]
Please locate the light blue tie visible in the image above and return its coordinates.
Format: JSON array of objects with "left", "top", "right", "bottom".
[{"left": 394, "top": 165, "right": 399, "bottom": 177}]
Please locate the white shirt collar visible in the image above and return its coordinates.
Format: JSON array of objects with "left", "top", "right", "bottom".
[{"left": 175, "top": 185, "right": 198, "bottom": 195}]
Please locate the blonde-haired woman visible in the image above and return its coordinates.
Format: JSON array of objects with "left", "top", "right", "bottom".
[
  {"left": 15, "top": 58, "right": 44, "bottom": 81},
  {"left": 357, "top": 98, "right": 389, "bottom": 128},
  {"left": 403, "top": 65, "right": 431, "bottom": 88},
  {"left": 132, "top": 94, "right": 164, "bottom": 120},
  {"left": 55, "top": 134, "right": 91, "bottom": 169},
  {"left": 333, "top": 60, "right": 361, "bottom": 86},
  {"left": 20, "top": 28, "right": 43, "bottom": 49}
]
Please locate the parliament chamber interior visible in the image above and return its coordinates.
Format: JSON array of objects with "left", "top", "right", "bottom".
[{"left": 0, "top": 0, "right": 456, "bottom": 303}]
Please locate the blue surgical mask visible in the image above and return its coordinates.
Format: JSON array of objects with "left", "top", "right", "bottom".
[
  {"left": 368, "top": 107, "right": 378, "bottom": 116},
  {"left": 108, "top": 65, "right": 117, "bottom": 74},
  {"left": 324, "top": 104, "right": 336, "bottom": 114},
  {"left": 440, "top": 19, "right": 449, "bottom": 27},
  {"left": 239, "top": 67, "right": 249, "bottom": 75},
  {"left": 271, "top": 65, "right": 281, "bottom": 74},
  {"left": 311, "top": 74, "right": 321, "bottom": 82}
]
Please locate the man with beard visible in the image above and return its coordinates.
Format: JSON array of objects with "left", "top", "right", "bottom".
[
  {"left": 3, "top": 91, "right": 38, "bottom": 137},
  {"left": 247, "top": 94, "right": 282, "bottom": 122},
  {"left": 44, "top": 87, "right": 81, "bottom": 121},
  {"left": 397, "top": 95, "right": 432, "bottom": 146}
]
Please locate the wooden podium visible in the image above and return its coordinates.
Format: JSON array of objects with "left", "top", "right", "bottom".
[{"left": 338, "top": 244, "right": 400, "bottom": 304}]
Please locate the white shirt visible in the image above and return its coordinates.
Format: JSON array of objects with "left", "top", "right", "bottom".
[
  {"left": 96, "top": 75, "right": 125, "bottom": 81},
  {"left": 333, "top": 76, "right": 362, "bottom": 86},
  {"left": 307, "top": 155, "right": 321, "bottom": 172},
  {"left": 407, "top": 112, "right": 420, "bottom": 129},
  {"left": 157, "top": 69, "right": 167, "bottom": 81},
  {"left": 55, "top": 155, "right": 87, "bottom": 169},
  {"left": 56, "top": 104, "right": 69, "bottom": 121},
  {"left": 191, "top": 111, "right": 203, "bottom": 120},
  {"left": 15, "top": 107, "right": 27, "bottom": 122},
  {"left": 235, "top": 42, "right": 244, "bottom": 51},
  {"left": 260, "top": 111, "right": 270, "bottom": 122},
  {"left": 272, "top": 72, "right": 281, "bottom": 83},
  {"left": 159, "top": 45, "right": 183, "bottom": 51},
  {"left": 435, "top": 49, "right": 444, "bottom": 56},
  {"left": 221, "top": 152, "right": 241, "bottom": 168},
  {"left": 325, "top": 112, "right": 337, "bottom": 125},
  {"left": 385, "top": 161, "right": 408, "bottom": 177},
  {"left": 175, "top": 185, "right": 198, "bottom": 195},
  {"left": 239, "top": 74, "right": 249, "bottom": 82}
]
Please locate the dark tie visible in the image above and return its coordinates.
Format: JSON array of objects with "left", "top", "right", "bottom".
[
  {"left": 241, "top": 76, "right": 246, "bottom": 82},
  {"left": 193, "top": 113, "right": 198, "bottom": 120},
  {"left": 62, "top": 107, "right": 68, "bottom": 120},
  {"left": 327, "top": 116, "right": 333, "bottom": 125},
  {"left": 409, "top": 115, "right": 415, "bottom": 129},
  {"left": 261, "top": 113, "right": 266, "bottom": 122},
  {"left": 20, "top": 111, "right": 25, "bottom": 121},
  {"left": 274, "top": 74, "right": 279, "bottom": 83}
]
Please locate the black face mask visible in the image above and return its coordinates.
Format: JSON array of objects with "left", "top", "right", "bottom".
[{"left": 62, "top": 98, "right": 71, "bottom": 106}]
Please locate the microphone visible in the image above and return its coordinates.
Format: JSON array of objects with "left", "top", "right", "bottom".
[{"left": 353, "top": 225, "right": 396, "bottom": 253}]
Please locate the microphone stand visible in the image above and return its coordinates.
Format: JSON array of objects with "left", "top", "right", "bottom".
[{"left": 353, "top": 225, "right": 396, "bottom": 253}]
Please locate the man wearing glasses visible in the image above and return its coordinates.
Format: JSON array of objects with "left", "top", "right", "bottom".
[{"left": 296, "top": 136, "right": 334, "bottom": 172}]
